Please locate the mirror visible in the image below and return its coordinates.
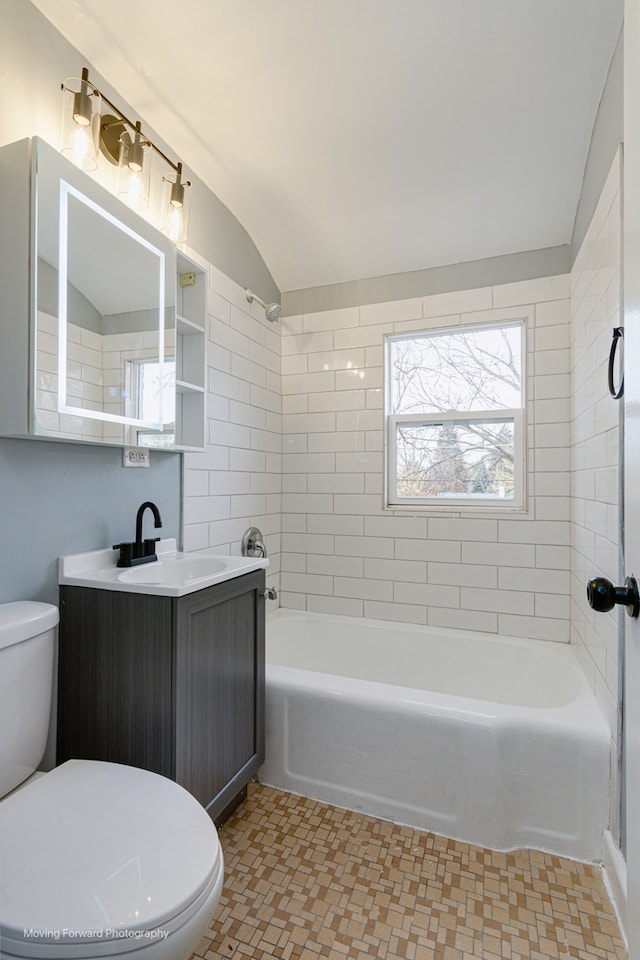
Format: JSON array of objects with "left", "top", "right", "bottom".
[{"left": 32, "top": 139, "right": 177, "bottom": 446}]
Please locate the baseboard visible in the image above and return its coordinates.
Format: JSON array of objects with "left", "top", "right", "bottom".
[{"left": 602, "top": 829, "right": 628, "bottom": 949}]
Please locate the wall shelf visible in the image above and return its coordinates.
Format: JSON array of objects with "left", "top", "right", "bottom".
[
  {"left": 176, "top": 379, "right": 205, "bottom": 394},
  {"left": 175, "top": 252, "right": 206, "bottom": 451},
  {"left": 177, "top": 314, "right": 205, "bottom": 335}
]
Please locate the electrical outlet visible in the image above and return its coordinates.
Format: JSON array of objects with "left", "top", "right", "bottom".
[{"left": 122, "top": 447, "right": 150, "bottom": 468}]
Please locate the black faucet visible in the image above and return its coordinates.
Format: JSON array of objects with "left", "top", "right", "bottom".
[{"left": 113, "top": 501, "right": 163, "bottom": 567}]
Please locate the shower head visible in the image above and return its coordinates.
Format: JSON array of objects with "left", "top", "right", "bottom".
[
  {"left": 245, "top": 289, "right": 281, "bottom": 323},
  {"left": 264, "top": 301, "right": 282, "bottom": 322}
]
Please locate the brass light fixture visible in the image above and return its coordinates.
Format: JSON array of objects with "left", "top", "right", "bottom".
[
  {"left": 61, "top": 67, "right": 191, "bottom": 235},
  {"left": 60, "top": 68, "right": 101, "bottom": 170},
  {"left": 116, "top": 121, "right": 151, "bottom": 211},
  {"left": 161, "top": 162, "right": 190, "bottom": 242}
]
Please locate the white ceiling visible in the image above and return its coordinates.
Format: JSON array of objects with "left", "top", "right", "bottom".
[{"left": 31, "top": 0, "right": 623, "bottom": 293}]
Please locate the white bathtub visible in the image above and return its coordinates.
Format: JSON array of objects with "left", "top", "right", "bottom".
[{"left": 259, "top": 609, "right": 611, "bottom": 861}]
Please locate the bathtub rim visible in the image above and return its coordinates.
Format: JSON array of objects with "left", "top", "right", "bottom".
[{"left": 266, "top": 607, "right": 611, "bottom": 740}]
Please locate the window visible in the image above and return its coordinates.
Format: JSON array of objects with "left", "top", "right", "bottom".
[
  {"left": 129, "top": 358, "right": 176, "bottom": 448},
  {"left": 385, "top": 320, "right": 526, "bottom": 509}
]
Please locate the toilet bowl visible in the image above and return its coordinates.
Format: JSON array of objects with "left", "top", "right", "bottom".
[{"left": 0, "top": 602, "right": 224, "bottom": 960}]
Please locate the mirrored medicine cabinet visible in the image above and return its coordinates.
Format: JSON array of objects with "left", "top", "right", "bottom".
[{"left": 0, "top": 138, "right": 205, "bottom": 451}]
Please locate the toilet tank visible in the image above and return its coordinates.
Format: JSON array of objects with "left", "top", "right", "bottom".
[{"left": 0, "top": 602, "right": 59, "bottom": 798}]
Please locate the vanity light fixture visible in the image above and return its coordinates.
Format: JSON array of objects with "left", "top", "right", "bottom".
[
  {"left": 161, "top": 162, "right": 191, "bottom": 243},
  {"left": 60, "top": 68, "right": 101, "bottom": 171},
  {"left": 117, "top": 120, "right": 151, "bottom": 211},
  {"left": 61, "top": 67, "right": 191, "bottom": 234}
]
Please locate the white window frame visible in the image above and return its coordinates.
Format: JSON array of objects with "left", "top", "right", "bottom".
[
  {"left": 385, "top": 319, "right": 527, "bottom": 512},
  {"left": 123, "top": 357, "right": 176, "bottom": 447}
]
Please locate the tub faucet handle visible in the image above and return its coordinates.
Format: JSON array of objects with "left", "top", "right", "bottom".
[{"left": 242, "top": 526, "right": 267, "bottom": 558}]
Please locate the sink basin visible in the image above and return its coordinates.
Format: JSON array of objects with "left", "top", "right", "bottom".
[
  {"left": 59, "top": 539, "right": 269, "bottom": 597},
  {"left": 118, "top": 556, "right": 228, "bottom": 586}
]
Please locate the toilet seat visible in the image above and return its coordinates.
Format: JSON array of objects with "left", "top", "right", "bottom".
[{"left": 0, "top": 760, "right": 223, "bottom": 958}]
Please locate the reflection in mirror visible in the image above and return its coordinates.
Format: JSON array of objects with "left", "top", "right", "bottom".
[
  {"left": 132, "top": 359, "right": 176, "bottom": 448},
  {"left": 58, "top": 183, "right": 171, "bottom": 430},
  {"left": 33, "top": 139, "right": 177, "bottom": 446}
]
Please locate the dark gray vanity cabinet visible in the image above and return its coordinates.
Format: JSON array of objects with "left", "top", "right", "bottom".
[{"left": 57, "top": 569, "right": 265, "bottom": 823}]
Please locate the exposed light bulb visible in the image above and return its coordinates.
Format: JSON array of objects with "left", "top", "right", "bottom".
[
  {"left": 72, "top": 125, "right": 92, "bottom": 168},
  {"left": 161, "top": 162, "right": 190, "bottom": 241},
  {"left": 72, "top": 70, "right": 92, "bottom": 126},
  {"left": 73, "top": 107, "right": 90, "bottom": 127},
  {"left": 117, "top": 123, "right": 150, "bottom": 210},
  {"left": 166, "top": 205, "right": 184, "bottom": 242},
  {"left": 61, "top": 70, "right": 99, "bottom": 171},
  {"left": 128, "top": 122, "right": 145, "bottom": 173},
  {"left": 170, "top": 181, "right": 184, "bottom": 208},
  {"left": 126, "top": 170, "right": 143, "bottom": 209}
]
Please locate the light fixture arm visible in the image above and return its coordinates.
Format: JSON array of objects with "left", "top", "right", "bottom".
[{"left": 62, "top": 66, "right": 188, "bottom": 179}]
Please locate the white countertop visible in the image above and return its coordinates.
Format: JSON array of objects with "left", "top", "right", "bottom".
[{"left": 59, "top": 539, "right": 268, "bottom": 597}]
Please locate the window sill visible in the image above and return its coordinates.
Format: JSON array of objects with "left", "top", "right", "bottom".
[{"left": 383, "top": 500, "right": 532, "bottom": 520}]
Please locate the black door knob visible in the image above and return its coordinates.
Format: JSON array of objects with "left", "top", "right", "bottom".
[{"left": 586, "top": 576, "right": 640, "bottom": 618}]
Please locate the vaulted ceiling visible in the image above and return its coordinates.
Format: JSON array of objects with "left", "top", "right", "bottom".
[{"left": 31, "top": 1, "right": 623, "bottom": 293}]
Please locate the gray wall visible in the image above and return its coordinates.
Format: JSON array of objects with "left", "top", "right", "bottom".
[
  {"left": 282, "top": 244, "right": 570, "bottom": 316},
  {"left": 0, "top": 0, "right": 279, "bottom": 606},
  {"left": 0, "top": 439, "right": 181, "bottom": 605},
  {"left": 38, "top": 259, "right": 103, "bottom": 333},
  {"left": 571, "top": 27, "right": 624, "bottom": 261}
]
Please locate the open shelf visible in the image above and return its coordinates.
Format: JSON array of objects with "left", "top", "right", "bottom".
[
  {"left": 176, "top": 379, "right": 205, "bottom": 394},
  {"left": 175, "top": 252, "right": 206, "bottom": 451},
  {"left": 177, "top": 314, "right": 204, "bottom": 335}
]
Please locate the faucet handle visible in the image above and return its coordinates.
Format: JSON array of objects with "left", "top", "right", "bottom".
[
  {"left": 241, "top": 526, "right": 267, "bottom": 558},
  {"left": 144, "top": 537, "right": 161, "bottom": 557},
  {"left": 113, "top": 542, "right": 133, "bottom": 566}
]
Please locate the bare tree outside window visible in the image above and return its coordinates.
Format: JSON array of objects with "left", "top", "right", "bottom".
[
  {"left": 386, "top": 322, "right": 524, "bottom": 504},
  {"left": 134, "top": 359, "right": 176, "bottom": 448},
  {"left": 137, "top": 359, "right": 176, "bottom": 421}
]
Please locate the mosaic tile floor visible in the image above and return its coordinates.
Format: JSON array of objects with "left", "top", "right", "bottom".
[{"left": 191, "top": 784, "right": 627, "bottom": 960}]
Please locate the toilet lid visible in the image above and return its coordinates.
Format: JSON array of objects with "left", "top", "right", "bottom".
[
  {"left": 0, "top": 760, "right": 222, "bottom": 953},
  {"left": 0, "top": 601, "right": 58, "bottom": 650}
]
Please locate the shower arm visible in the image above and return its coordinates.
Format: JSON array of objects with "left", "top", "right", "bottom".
[{"left": 245, "top": 289, "right": 281, "bottom": 322}]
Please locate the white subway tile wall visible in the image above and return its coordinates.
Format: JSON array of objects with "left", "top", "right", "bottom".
[
  {"left": 36, "top": 311, "right": 103, "bottom": 441},
  {"left": 569, "top": 150, "right": 622, "bottom": 778},
  {"left": 36, "top": 312, "right": 178, "bottom": 446},
  {"left": 279, "top": 281, "right": 573, "bottom": 640},
  {"left": 183, "top": 265, "right": 282, "bottom": 602},
  {"left": 182, "top": 153, "right": 619, "bottom": 778}
]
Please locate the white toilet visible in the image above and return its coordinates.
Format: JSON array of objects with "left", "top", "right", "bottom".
[{"left": 0, "top": 602, "right": 224, "bottom": 960}]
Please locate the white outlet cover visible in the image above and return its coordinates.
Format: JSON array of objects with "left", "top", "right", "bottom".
[{"left": 122, "top": 447, "right": 150, "bottom": 468}]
